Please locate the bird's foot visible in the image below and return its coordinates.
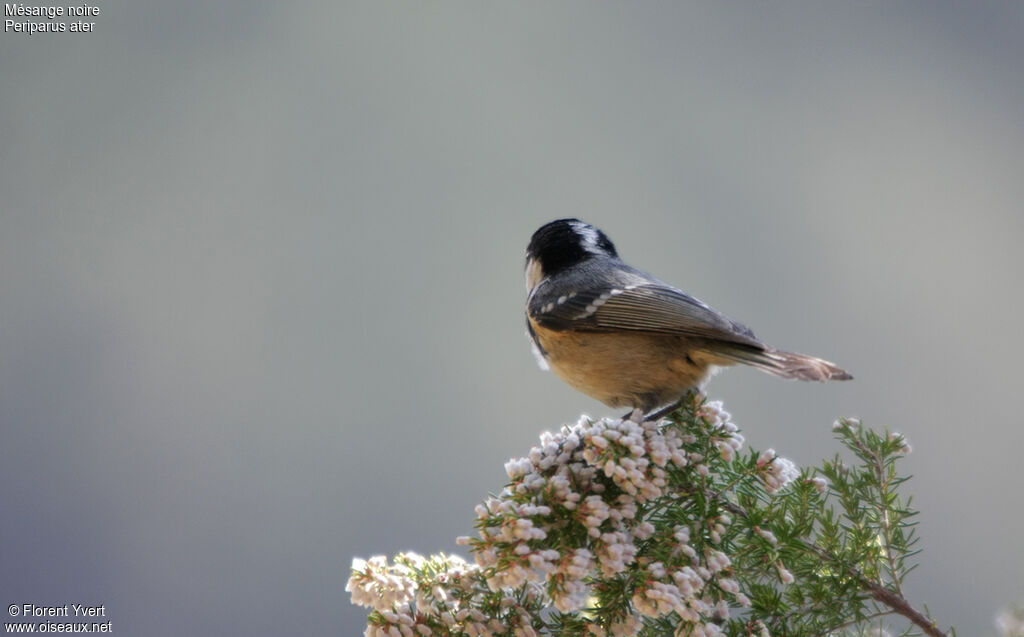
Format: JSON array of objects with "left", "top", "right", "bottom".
[{"left": 642, "top": 390, "right": 703, "bottom": 422}]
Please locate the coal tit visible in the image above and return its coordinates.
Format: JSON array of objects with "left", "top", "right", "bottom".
[{"left": 525, "top": 219, "right": 851, "bottom": 414}]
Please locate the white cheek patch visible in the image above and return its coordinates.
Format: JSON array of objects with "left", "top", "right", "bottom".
[{"left": 525, "top": 258, "right": 544, "bottom": 292}]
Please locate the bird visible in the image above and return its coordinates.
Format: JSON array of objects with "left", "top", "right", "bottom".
[{"left": 524, "top": 219, "right": 851, "bottom": 417}]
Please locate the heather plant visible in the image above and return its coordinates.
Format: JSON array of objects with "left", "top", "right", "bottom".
[
  {"left": 348, "top": 394, "right": 952, "bottom": 636},
  {"left": 996, "top": 606, "right": 1024, "bottom": 637}
]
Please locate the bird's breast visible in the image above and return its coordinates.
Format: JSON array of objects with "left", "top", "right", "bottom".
[{"left": 527, "top": 318, "right": 716, "bottom": 410}]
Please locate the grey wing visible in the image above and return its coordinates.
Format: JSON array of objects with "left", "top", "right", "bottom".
[{"left": 529, "top": 280, "right": 764, "bottom": 349}]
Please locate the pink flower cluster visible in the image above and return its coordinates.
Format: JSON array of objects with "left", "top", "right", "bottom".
[
  {"left": 466, "top": 404, "right": 751, "bottom": 635},
  {"left": 349, "top": 400, "right": 809, "bottom": 636}
]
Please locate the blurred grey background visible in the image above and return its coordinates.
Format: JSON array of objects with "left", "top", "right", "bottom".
[{"left": 2, "top": 2, "right": 1022, "bottom": 635}]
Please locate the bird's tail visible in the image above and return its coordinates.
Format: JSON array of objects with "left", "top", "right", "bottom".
[{"left": 723, "top": 347, "right": 852, "bottom": 382}]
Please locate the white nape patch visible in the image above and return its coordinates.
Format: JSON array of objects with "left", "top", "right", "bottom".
[
  {"left": 570, "top": 221, "right": 605, "bottom": 255},
  {"left": 526, "top": 332, "right": 550, "bottom": 370}
]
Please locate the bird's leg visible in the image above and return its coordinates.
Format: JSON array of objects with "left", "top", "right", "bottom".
[
  {"left": 642, "top": 399, "right": 683, "bottom": 422},
  {"left": 642, "top": 390, "right": 703, "bottom": 422},
  {"left": 622, "top": 407, "right": 644, "bottom": 423}
]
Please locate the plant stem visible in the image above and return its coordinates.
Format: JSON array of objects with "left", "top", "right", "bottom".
[
  {"left": 714, "top": 493, "right": 947, "bottom": 635},
  {"left": 866, "top": 580, "right": 946, "bottom": 637}
]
